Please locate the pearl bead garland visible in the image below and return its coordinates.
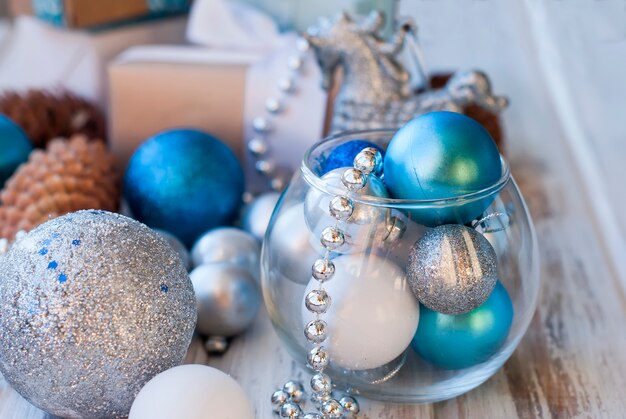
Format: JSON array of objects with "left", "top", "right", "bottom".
[
  {"left": 270, "top": 148, "right": 381, "bottom": 417},
  {"left": 248, "top": 37, "right": 312, "bottom": 192}
]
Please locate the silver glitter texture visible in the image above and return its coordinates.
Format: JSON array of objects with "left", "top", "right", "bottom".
[
  {"left": 407, "top": 224, "right": 498, "bottom": 315},
  {"left": 305, "top": 11, "right": 508, "bottom": 133},
  {"left": 0, "top": 210, "right": 196, "bottom": 418}
]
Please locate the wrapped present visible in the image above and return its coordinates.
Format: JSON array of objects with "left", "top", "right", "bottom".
[
  {"left": 108, "top": 45, "right": 259, "bottom": 170},
  {"left": 111, "top": 0, "right": 328, "bottom": 193},
  {"left": 9, "top": 0, "right": 189, "bottom": 28}
]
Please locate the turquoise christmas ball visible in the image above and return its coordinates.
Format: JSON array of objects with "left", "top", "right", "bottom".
[
  {"left": 124, "top": 129, "right": 244, "bottom": 247},
  {"left": 321, "top": 140, "right": 384, "bottom": 175},
  {"left": 412, "top": 281, "right": 513, "bottom": 370},
  {"left": 384, "top": 112, "right": 502, "bottom": 225},
  {"left": 0, "top": 115, "right": 32, "bottom": 186}
]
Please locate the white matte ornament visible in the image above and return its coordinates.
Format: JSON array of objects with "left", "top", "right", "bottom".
[
  {"left": 302, "top": 254, "right": 419, "bottom": 371},
  {"left": 191, "top": 227, "right": 260, "bottom": 278},
  {"left": 129, "top": 365, "right": 253, "bottom": 419}
]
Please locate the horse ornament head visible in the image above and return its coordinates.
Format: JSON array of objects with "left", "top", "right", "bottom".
[{"left": 303, "top": 10, "right": 509, "bottom": 133}]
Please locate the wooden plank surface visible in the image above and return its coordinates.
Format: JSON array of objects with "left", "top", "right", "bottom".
[{"left": 1, "top": 1, "right": 626, "bottom": 418}]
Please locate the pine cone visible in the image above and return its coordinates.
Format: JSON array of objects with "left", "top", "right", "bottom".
[
  {"left": 0, "top": 135, "right": 120, "bottom": 240},
  {"left": 0, "top": 90, "right": 105, "bottom": 148}
]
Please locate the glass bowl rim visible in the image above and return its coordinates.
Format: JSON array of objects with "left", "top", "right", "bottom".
[{"left": 301, "top": 128, "right": 511, "bottom": 209}]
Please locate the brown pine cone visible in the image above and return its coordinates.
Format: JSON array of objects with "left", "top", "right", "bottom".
[
  {"left": 0, "top": 90, "right": 105, "bottom": 148},
  {"left": 0, "top": 135, "right": 120, "bottom": 240}
]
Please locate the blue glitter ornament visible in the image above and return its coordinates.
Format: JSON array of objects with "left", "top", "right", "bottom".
[
  {"left": 0, "top": 115, "right": 32, "bottom": 186},
  {"left": 320, "top": 140, "right": 384, "bottom": 175},
  {"left": 412, "top": 282, "right": 513, "bottom": 370},
  {"left": 124, "top": 129, "right": 244, "bottom": 247},
  {"left": 384, "top": 112, "right": 502, "bottom": 225}
]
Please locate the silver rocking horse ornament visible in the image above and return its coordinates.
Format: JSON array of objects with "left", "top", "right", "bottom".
[{"left": 304, "top": 11, "right": 509, "bottom": 133}]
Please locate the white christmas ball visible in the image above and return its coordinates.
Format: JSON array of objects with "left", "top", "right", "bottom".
[
  {"left": 304, "top": 168, "right": 389, "bottom": 253},
  {"left": 191, "top": 227, "right": 260, "bottom": 278},
  {"left": 241, "top": 192, "right": 280, "bottom": 241},
  {"left": 129, "top": 364, "right": 253, "bottom": 419},
  {"left": 268, "top": 203, "right": 325, "bottom": 284},
  {"left": 302, "top": 254, "right": 419, "bottom": 370}
]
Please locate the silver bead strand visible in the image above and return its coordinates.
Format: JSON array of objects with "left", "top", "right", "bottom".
[
  {"left": 272, "top": 148, "right": 375, "bottom": 417},
  {"left": 248, "top": 37, "right": 310, "bottom": 193}
]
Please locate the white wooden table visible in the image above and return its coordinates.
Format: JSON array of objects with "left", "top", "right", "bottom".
[{"left": 2, "top": 1, "right": 626, "bottom": 417}]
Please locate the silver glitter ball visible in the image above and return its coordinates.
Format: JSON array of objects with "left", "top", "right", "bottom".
[
  {"left": 190, "top": 263, "right": 261, "bottom": 337},
  {"left": 304, "top": 168, "right": 389, "bottom": 253},
  {"left": 280, "top": 401, "right": 303, "bottom": 418},
  {"left": 153, "top": 228, "right": 192, "bottom": 271},
  {"left": 320, "top": 227, "right": 344, "bottom": 250},
  {"left": 305, "top": 289, "right": 331, "bottom": 314},
  {"left": 271, "top": 389, "right": 290, "bottom": 412},
  {"left": 310, "top": 372, "right": 332, "bottom": 395},
  {"left": 0, "top": 210, "right": 196, "bottom": 418},
  {"left": 241, "top": 192, "right": 280, "bottom": 241},
  {"left": 302, "top": 414, "right": 322, "bottom": 419},
  {"left": 283, "top": 380, "right": 305, "bottom": 403},
  {"left": 304, "top": 319, "right": 328, "bottom": 344},
  {"left": 321, "top": 399, "right": 343, "bottom": 418},
  {"left": 339, "top": 396, "right": 360, "bottom": 415},
  {"left": 307, "top": 346, "right": 330, "bottom": 371},
  {"left": 191, "top": 227, "right": 260, "bottom": 279},
  {"left": 407, "top": 224, "right": 498, "bottom": 314},
  {"left": 311, "top": 258, "right": 335, "bottom": 282},
  {"left": 341, "top": 168, "right": 366, "bottom": 191}
]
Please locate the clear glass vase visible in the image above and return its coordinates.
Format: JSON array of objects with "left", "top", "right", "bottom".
[{"left": 261, "top": 129, "right": 540, "bottom": 403}]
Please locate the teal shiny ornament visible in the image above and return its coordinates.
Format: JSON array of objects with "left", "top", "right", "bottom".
[
  {"left": 412, "top": 282, "right": 513, "bottom": 370},
  {"left": 384, "top": 112, "right": 502, "bottom": 225},
  {"left": 0, "top": 115, "right": 32, "bottom": 186},
  {"left": 124, "top": 129, "right": 244, "bottom": 247}
]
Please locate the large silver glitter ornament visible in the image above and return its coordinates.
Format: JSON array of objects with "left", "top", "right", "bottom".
[
  {"left": 0, "top": 210, "right": 196, "bottom": 418},
  {"left": 154, "top": 228, "right": 192, "bottom": 271},
  {"left": 191, "top": 227, "right": 261, "bottom": 279},
  {"left": 304, "top": 168, "right": 389, "bottom": 252},
  {"left": 305, "top": 11, "right": 508, "bottom": 133},
  {"left": 241, "top": 192, "right": 280, "bottom": 241},
  {"left": 407, "top": 224, "right": 498, "bottom": 315},
  {"left": 190, "top": 263, "right": 261, "bottom": 337}
]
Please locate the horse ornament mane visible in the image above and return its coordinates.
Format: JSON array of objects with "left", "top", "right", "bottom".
[{"left": 304, "top": 11, "right": 509, "bottom": 133}]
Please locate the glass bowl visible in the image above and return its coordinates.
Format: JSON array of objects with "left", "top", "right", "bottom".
[{"left": 261, "top": 129, "right": 540, "bottom": 403}]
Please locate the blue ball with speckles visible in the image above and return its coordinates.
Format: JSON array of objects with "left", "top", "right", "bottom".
[
  {"left": 320, "top": 139, "right": 384, "bottom": 175},
  {"left": 124, "top": 129, "right": 244, "bottom": 247}
]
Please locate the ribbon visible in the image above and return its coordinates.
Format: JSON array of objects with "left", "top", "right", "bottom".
[{"left": 187, "top": 0, "right": 328, "bottom": 193}]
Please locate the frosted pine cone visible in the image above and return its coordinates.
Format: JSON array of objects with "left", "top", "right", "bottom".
[{"left": 0, "top": 135, "right": 120, "bottom": 240}]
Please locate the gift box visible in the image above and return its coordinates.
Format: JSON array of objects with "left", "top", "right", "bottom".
[
  {"left": 9, "top": 0, "right": 189, "bottom": 28},
  {"left": 108, "top": 45, "right": 260, "bottom": 170}
]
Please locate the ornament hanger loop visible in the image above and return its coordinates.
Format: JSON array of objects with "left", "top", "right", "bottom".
[{"left": 471, "top": 210, "right": 512, "bottom": 234}]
